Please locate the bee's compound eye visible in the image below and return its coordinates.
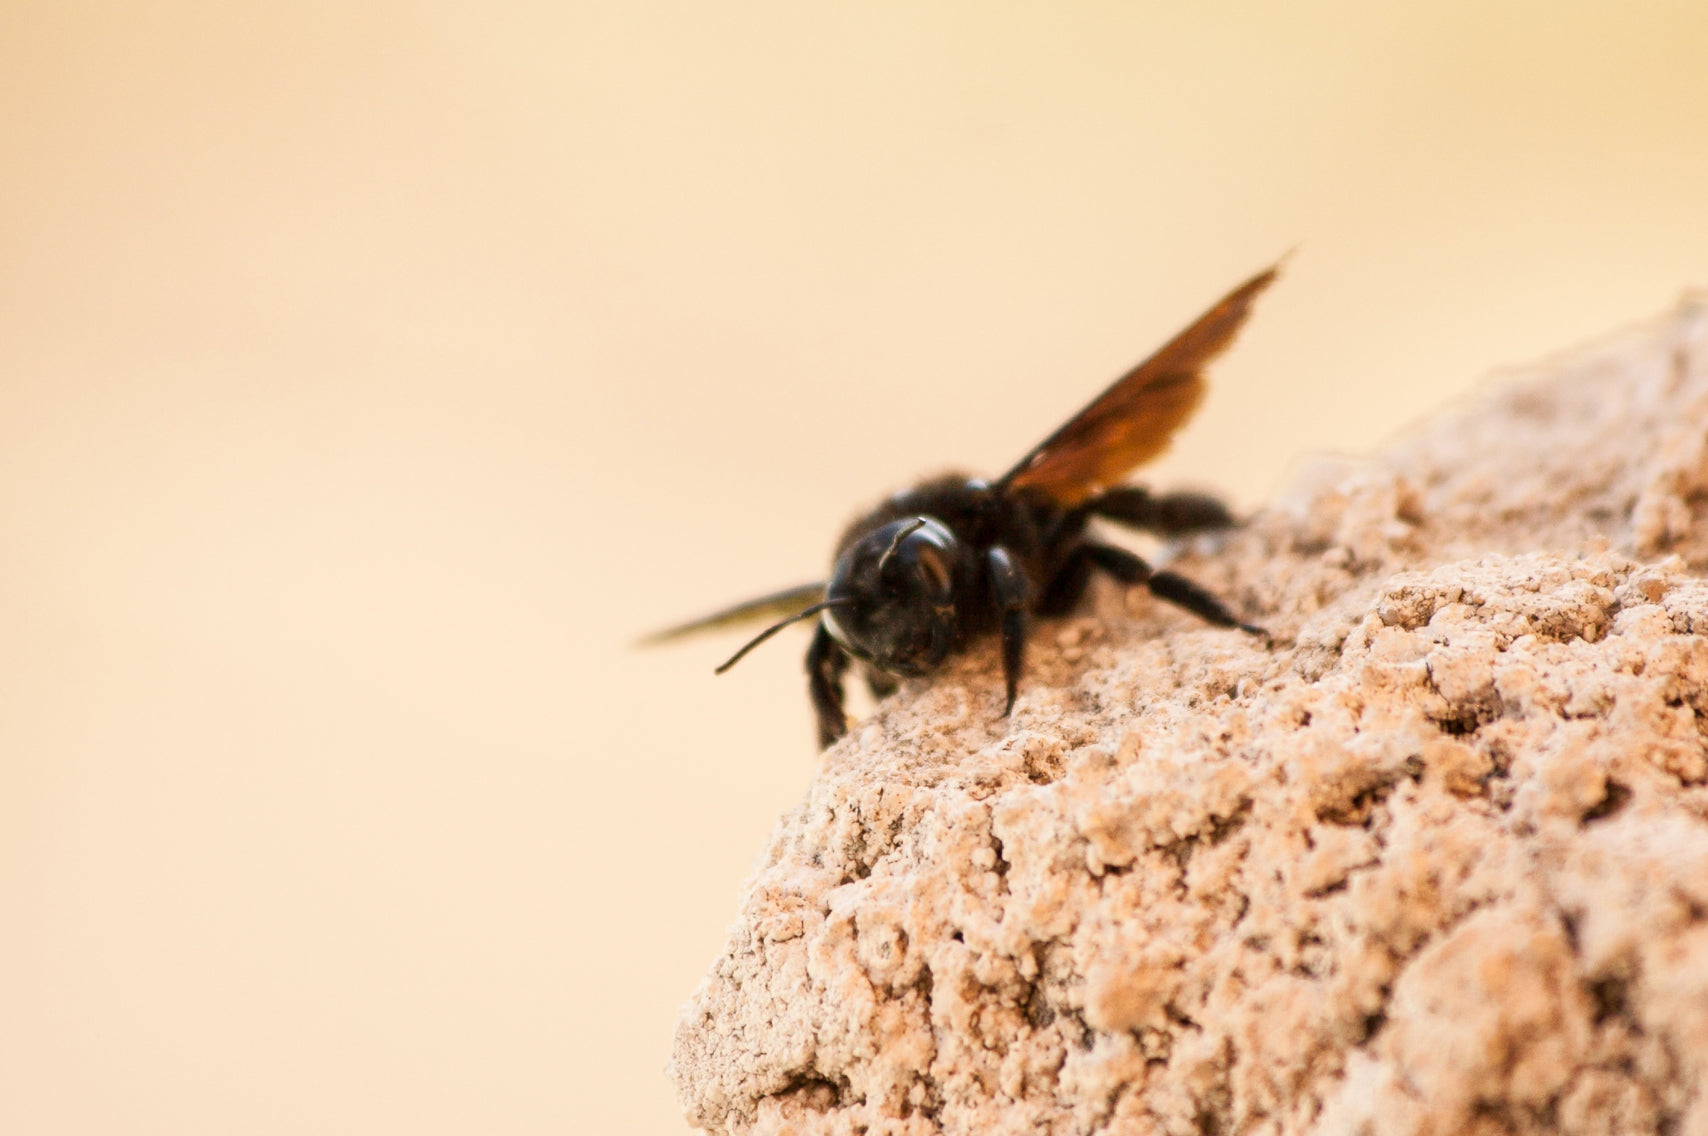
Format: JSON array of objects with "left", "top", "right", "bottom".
[
  {"left": 907, "top": 536, "right": 952, "bottom": 600},
  {"left": 894, "top": 518, "right": 957, "bottom": 599},
  {"left": 917, "top": 544, "right": 948, "bottom": 591}
]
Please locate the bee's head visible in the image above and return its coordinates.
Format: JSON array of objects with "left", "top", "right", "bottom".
[{"left": 823, "top": 516, "right": 960, "bottom": 675}]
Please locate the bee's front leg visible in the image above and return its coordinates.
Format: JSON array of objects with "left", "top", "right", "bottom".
[
  {"left": 807, "top": 622, "right": 851, "bottom": 749},
  {"left": 864, "top": 668, "right": 900, "bottom": 702},
  {"left": 985, "top": 546, "right": 1033, "bottom": 717}
]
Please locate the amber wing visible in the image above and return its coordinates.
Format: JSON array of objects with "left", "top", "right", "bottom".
[{"left": 996, "top": 263, "right": 1280, "bottom": 507}]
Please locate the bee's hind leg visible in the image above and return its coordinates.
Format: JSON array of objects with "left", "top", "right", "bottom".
[{"left": 1087, "top": 486, "right": 1239, "bottom": 537}]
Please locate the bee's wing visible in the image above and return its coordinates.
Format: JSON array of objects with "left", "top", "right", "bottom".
[
  {"left": 996, "top": 263, "right": 1280, "bottom": 507},
  {"left": 636, "top": 581, "right": 828, "bottom": 646}
]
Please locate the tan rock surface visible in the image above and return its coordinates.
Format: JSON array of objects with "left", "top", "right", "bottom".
[{"left": 671, "top": 295, "right": 1708, "bottom": 1136}]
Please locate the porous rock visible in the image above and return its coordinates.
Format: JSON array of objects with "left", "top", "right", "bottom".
[{"left": 671, "top": 295, "right": 1708, "bottom": 1136}]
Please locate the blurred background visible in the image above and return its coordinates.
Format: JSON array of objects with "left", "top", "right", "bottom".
[{"left": 3, "top": 2, "right": 1705, "bottom": 1132}]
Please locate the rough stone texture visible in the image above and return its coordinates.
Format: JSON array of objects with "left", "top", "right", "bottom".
[{"left": 671, "top": 295, "right": 1708, "bottom": 1136}]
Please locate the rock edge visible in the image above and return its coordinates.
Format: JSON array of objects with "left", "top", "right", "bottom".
[{"left": 672, "top": 294, "right": 1708, "bottom": 1136}]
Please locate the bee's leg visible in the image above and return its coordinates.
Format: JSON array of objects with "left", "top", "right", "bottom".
[
  {"left": 1087, "top": 487, "right": 1238, "bottom": 537},
  {"left": 1080, "top": 542, "right": 1266, "bottom": 637},
  {"left": 986, "top": 546, "right": 1032, "bottom": 717},
  {"left": 1036, "top": 543, "right": 1099, "bottom": 616},
  {"left": 864, "top": 668, "right": 900, "bottom": 702},
  {"left": 807, "top": 622, "right": 851, "bottom": 749}
]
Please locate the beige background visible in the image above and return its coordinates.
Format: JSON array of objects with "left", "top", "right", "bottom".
[{"left": 3, "top": 3, "right": 1705, "bottom": 1133}]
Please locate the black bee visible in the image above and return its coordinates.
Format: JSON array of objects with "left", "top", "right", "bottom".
[{"left": 645, "top": 265, "right": 1278, "bottom": 748}]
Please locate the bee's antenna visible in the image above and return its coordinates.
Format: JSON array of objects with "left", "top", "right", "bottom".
[
  {"left": 876, "top": 518, "right": 927, "bottom": 576},
  {"left": 716, "top": 598, "right": 851, "bottom": 675}
]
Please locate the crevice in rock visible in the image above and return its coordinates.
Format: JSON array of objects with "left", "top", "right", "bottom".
[
  {"left": 1588, "top": 974, "right": 1630, "bottom": 1026},
  {"left": 1582, "top": 779, "right": 1632, "bottom": 824}
]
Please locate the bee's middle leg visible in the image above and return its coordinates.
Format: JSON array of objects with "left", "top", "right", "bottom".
[
  {"left": 1035, "top": 542, "right": 1100, "bottom": 616},
  {"left": 1059, "top": 542, "right": 1265, "bottom": 637}
]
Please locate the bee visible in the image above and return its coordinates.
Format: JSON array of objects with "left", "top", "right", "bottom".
[{"left": 644, "top": 265, "right": 1278, "bottom": 748}]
